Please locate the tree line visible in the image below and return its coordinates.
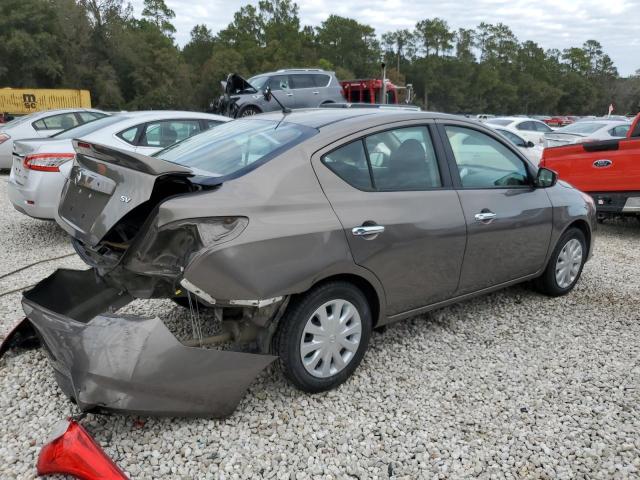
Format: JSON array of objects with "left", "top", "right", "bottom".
[{"left": 1, "top": 0, "right": 638, "bottom": 115}]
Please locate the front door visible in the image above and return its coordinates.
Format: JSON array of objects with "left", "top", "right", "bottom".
[
  {"left": 267, "top": 75, "right": 296, "bottom": 110},
  {"left": 439, "top": 123, "right": 553, "bottom": 294},
  {"left": 312, "top": 123, "right": 467, "bottom": 315}
]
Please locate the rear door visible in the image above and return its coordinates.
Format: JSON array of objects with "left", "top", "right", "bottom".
[
  {"left": 312, "top": 121, "right": 467, "bottom": 316},
  {"left": 438, "top": 122, "right": 553, "bottom": 294}
]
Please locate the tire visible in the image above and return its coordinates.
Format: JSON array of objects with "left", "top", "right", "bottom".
[
  {"left": 534, "top": 227, "right": 587, "bottom": 296},
  {"left": 237, "top": 105, "right": 261, "bottom": 117},
  {"left": 274, "top": 281, "right": 372, "bottom": 393}
]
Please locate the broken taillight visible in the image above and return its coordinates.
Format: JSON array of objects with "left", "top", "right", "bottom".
[
  {"left": 24, "top": 153, "right": 75, "bottom": 172},
  {"left": 37, "top": 419, "right": 128, "bottom": 480}
]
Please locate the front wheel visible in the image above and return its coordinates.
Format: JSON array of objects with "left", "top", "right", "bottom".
[
  {"left": 238, "top": 105, "right": 261, "bottom": 117},
  {"left": 534, "top": 227, "right": 587, "bottom": 296},
  {"left": 274, "top": 281, "right": 372, "bottom": 393}
]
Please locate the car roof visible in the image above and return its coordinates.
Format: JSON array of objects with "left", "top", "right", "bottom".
[
  {"left": 253, "top": 108, "right": 461, "bottom": 129},
  {"left": 29, "top": 108, "right": 106, "bottom": 119},
  {"left": 490, "top": 116, "right": 538, "bottom": 122},
  {"left": 107, "top": 110, "right": 229, "bottom": 121},
  {"left": 252, "top": 69, "right": 333, "bottom": 77}
]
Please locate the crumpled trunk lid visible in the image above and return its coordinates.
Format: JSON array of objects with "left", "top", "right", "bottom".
[{"left": 57, "top": 141, "right": 193, "bottom": 247}]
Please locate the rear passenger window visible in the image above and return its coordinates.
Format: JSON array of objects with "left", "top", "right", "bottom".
[
  {"left": 118, "top": 126, "right": 140, "bottom": 145},
  {"left": 141, "top": 120, "right": 201, "bottom": 148},
  {"left": 365, "top": 126, "right": 441, "bottom": 190},
  {"left": 291, "top": 74, "right": 315, "bottom": 89},
  {"left": 33, "top": 113, "right": 78, "bottom": 131},
  {"left": 312, "top": 74, "right": 330, "bottom": 87},
  {"left": 322, "top": 141, "right": 373, "bottom": 190}
]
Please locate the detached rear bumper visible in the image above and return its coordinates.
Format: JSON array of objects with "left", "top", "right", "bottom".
[{"left": 22, "top": 268, "right": 276, "bottom": 418}]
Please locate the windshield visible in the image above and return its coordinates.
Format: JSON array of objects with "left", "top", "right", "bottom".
[
  {"left": 248, "top": 76, "right": 269, "bottom": 90},
  {"left": 485, "top": 119, "right": 512, "bottom": 126},
  {"left": 155, "top": 119, "right": 317, "bottom": 178},
  {"left": 558, "top": 122, "right": 607, "bottom": 134},
  {"left": 52, "top": 115, "right": 123, "bottom": 139}
]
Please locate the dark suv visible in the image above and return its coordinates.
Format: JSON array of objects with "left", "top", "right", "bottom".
[{"left": 214, "top": 69, "right": 345, "bottom": 117}]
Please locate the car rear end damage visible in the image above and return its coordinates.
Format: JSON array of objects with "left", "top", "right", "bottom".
[
  {"left": 17, "top": 128, "right": 357, "bottom": 417},
  {"left": 22, "top": 268, "right": 277, "bottom": 417}
]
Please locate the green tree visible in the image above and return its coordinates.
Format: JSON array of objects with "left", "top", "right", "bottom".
[{"left": 141, "top": 0, "right": 176, "bottom": 36}]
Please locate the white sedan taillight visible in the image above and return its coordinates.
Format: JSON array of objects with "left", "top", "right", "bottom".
[{"left": 23, "top": 153, "right": 75, "bottom": 172}]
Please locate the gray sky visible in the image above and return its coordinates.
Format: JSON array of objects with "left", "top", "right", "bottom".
[{"left": 131, "top": 0, "right": 640, "bottom": 76}]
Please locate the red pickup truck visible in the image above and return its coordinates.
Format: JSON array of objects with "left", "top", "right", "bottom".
[{"left": 540, "top": 114, "right": 640, "bottom": 217}]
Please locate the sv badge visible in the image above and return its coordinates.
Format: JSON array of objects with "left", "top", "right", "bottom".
[{"left": 120, "top": 195, "right": 132, "bottom": 203}]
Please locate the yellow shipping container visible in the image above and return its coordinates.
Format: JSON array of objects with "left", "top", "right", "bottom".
[{"left": 0, "top": 88, "right": 91, "bottom": 115}]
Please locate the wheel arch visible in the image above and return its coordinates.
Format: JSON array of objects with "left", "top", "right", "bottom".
[
  {"left": 565, "top": 219, "right": 592, "bottom": 258},
  {"left": 304, "top": 273, "right": 383, "bottom": 327}
]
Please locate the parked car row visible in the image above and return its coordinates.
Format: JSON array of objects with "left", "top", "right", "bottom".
[
  {"left": 6, "top": 110, "right": 229, "bottom": 219},
  {"left": 3, "top": 104, "right": 596, "bottom": 419}
]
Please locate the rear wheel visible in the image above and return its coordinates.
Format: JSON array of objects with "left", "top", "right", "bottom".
[
  {"left": 274, "top": 281, "right": 372, "bottom": 393},
  {"left": 534, "top": 227, "right": 587, "bottom": 296}
]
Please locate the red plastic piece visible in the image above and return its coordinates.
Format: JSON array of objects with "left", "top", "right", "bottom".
[{"left": 37, "top": 419, "right": 128, "bottom": 480}]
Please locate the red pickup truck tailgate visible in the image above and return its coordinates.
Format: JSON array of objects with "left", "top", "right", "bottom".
[{"left": 541, "top": 117, "right": 640, "bottom": 193}]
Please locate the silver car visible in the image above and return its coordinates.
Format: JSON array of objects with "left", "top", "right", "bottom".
[
  {"left": 7, "top": 111, "right": 229, "bottom": 219},
  {"left": 544, "top": 120, "right": 631, "bottom": 147},
  {"left": 214, "top": 69, "right": 345, "bottom": 117},
  {"left": 0, "top": 108, "right": 108, "bottom": 168},
  {"left": 12, "top": 109, "right": 595, "bottom": 418}
]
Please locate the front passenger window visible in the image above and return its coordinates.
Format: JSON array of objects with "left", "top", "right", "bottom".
[{"left": 445, "top": 126, "right": 529, "bottom": 188}]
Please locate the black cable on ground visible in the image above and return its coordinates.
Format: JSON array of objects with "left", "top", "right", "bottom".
[{"left": 0, "top": 252, "right": 76, "bottom": 281}]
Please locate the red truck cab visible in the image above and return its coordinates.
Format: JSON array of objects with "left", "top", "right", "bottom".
[
  {"left": 540, "top": 114, "right": 640, "bottom": 216},
  {"left": 340, "top": 79, "right": 398, "bottom": 104}
]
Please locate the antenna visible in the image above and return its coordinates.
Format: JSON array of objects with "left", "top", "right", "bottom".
[{"left": 263, "top": 86, "right": 291, "bottom": 114}]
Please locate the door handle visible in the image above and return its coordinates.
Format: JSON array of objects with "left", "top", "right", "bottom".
[
  {"left": 352, "top": 225, "right": 385, "bottom": 236},
  {"left": 285, "top": 93, "right": 293, "bottom": 97},
  {"left": 312, "top": 91, "right": 319, "bottom": 95},
  {"left": 474, "top": 212, "right": 497, "bottom": 221}
]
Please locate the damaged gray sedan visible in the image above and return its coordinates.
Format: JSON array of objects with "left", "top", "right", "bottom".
[{"left": 17, "top": 108, "right": 596, "bottom": 417}]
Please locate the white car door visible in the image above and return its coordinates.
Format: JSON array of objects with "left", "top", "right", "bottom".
[{"left": 134, "top": 119, "right": 203, "bottom": 156}]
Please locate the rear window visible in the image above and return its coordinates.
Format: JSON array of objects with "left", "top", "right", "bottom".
[
  {"left": 485, "top": 119, "right": 512, "bottom": 126},
  {"left": 558, "top": 122, "right": 606, "bottom": 134},
  {"left": 52, "top": 115, "right": 123, "bottom": 139},
  {"left": 155, "top": 119, "right": 317, "bottom": 178}
]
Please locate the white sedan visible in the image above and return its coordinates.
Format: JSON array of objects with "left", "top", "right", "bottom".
[
  {"left": 0, "top": 108, "right": 108, "bottom": 168},
  {"left": 8, "top": 111, "right": 229, "bottom": 220},
  {"left": 543, "top": 120, "right": 631, "bottom": 147},
  {"left": 485, "top": 116, "right": 554, "bottom": 145},
  {"left": 493, "top": 128, "right": 543, "bottom": 164}
]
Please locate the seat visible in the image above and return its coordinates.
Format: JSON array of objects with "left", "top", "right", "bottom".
[
  {"left": 60, "top": 116, "right": 75, "bottom": 130},
  {"left": 159, "top": 125, "right": 178, "bottom": 147},
  {"left": 381, "top": 139, "right": 432, "bottom": 189}
]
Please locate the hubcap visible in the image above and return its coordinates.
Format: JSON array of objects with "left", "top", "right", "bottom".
[
  {"left": 555, "top": 238, "right": 583, "bottom": 288},
  {"left": 300, "top": 299, "right": 362, "bottom": 378}
]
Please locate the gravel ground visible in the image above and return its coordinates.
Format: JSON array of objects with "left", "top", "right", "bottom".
[{"left": 1, "top": 173, "right": 639, "bottom": 479}]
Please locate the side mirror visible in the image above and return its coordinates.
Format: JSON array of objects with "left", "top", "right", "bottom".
[
  {"left": 526, "top": 140, "right": 535, "bottom": 148},
  {"left": 263, "top": 86, "right": 272, "bottom": 102},
  {"left": 535, "top": 167, "right": 557, "bottom": 188}
]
